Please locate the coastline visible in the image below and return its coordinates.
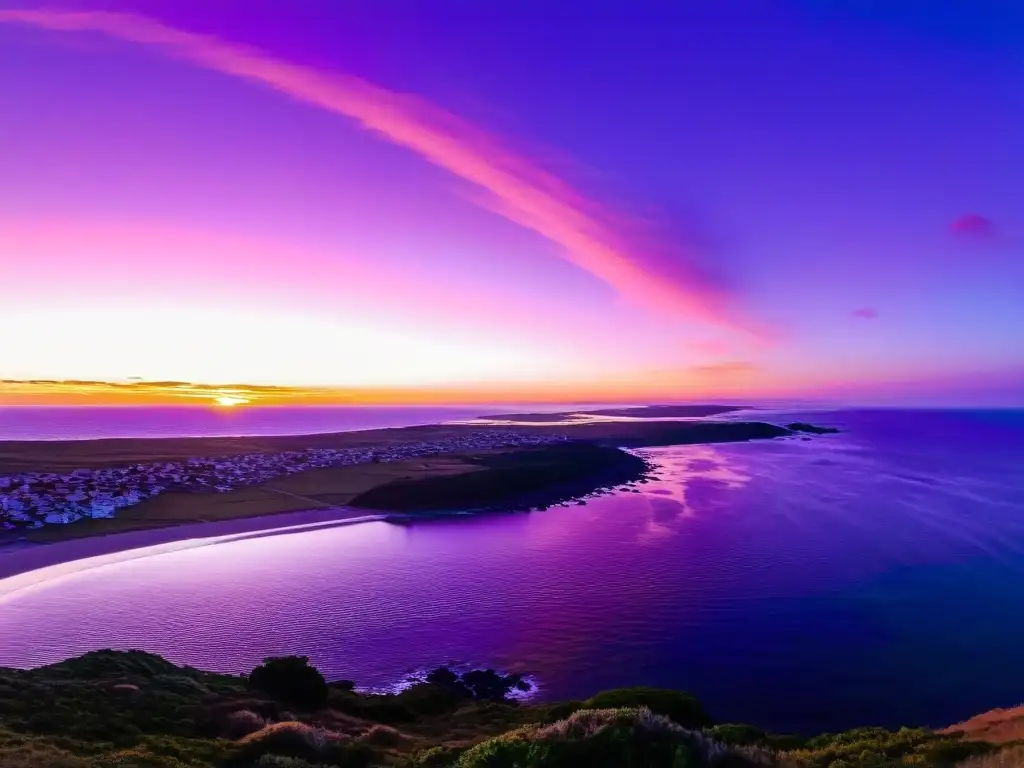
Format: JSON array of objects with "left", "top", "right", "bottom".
[
  {"left": 0, "top": 505, "right": 389, "bottom": 582},
  {"left": 0, "top": 407, "right": 799, "bottom": 548}
]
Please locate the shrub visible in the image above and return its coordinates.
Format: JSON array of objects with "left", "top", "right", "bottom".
[
  {"left": 409, "top": 745, "right": 463, "bottom": 767},
  {"left": 959, "top": 746, "right": 1024, "bottom": 768},
  {"left": 455, "top": 706, "right": 753, "bottom": 768},
  {"left": 707, "top": 723, "right": 803, "bottom": 751},
  {"left": 360, "top": 723, "right": 405, "bottom": 747},
  {"left": 396, "top": 683, "right": 467, "bottom": 716},
  {"left": 328, "top": 690, "right": 415, "bottom": 723},
  {"left": 236, "top": 721, "right": 332, "bottom": 763},
  {"left": 235, "top": 721, "right": 380, "bottom": 768},
  {"left": 249, "top": 657, "right": 329, "bottom": 711},
  {"left": 523, "top": 700, "right": 583, "bottom": 724},
  {"left": 582, "top": 687, "right": 712, "bottom": 729},
  {"left": 707, "top": 724, "right": 770, "bottom": 747},
  {"left": 785, "top": 726, "right": 995, "bottom": 768},
  {"left": 255, "top": 756, "right": 320, "bottom": 768},
  {"left": 223, "top": 709, "right": 266, "bottom": 739}
]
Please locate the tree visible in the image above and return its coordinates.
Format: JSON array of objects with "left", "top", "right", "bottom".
[{"left": 248, "top": 656, "right": 329, "bottom": 710}]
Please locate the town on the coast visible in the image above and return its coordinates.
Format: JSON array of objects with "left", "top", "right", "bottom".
[{"left": 0, "top": 430, "right": 566, "bottom": 530}]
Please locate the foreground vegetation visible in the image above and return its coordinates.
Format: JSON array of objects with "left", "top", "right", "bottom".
[{"left": 0, "top": 651, "right": 1016, "bottom": 768}]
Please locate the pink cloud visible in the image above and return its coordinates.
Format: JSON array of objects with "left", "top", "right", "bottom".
[
  {"left": 0, "top": 8, "right": 766, "bottom": 340},
  {"left": 852, "top": 307, "right": 878, "bottom": 320},
  {"left": 950, "top": 214, "right": 995, "bottom": 241}
]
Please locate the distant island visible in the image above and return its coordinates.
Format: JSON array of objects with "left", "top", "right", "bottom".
[
  {"left": 0, "top": 407, "right": 824, "bottom": 546},
  {"left": 475, "top": 404, "right": 749, "bottom": 422},
  {"left": 0, "top": 648, "right": 1015, "bottom": 768}
]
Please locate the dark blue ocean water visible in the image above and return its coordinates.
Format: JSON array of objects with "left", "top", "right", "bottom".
[{"left": 0, "top": 408, "right": 1022, "bottom": 734}]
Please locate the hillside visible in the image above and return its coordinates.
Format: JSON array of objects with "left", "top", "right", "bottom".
[{"left": 0, "top": 650, "right": 1015, "bottom": 768}]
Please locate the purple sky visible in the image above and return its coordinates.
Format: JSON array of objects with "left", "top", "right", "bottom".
[{"left": 1, "top": 0, "right": 1021, "bottom": 404}]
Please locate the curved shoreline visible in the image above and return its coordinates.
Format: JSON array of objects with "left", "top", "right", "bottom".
[
  {"left": 0, "top": 505, "right": 391, "bottom": 585},
  {"left": 1, "top": 418, "right": 797, "bottom": 547}
]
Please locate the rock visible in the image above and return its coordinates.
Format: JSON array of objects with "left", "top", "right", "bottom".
[{"left": 786, "top": 422, "right": 840, "bottom": 435}]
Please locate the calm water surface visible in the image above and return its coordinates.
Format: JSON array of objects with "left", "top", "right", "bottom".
[
  {"left": 1, "top": 409, "right": 1023, "bottom": 734},
  {"left": 0, "top": 404, "right": 593, "bottom": 440}
]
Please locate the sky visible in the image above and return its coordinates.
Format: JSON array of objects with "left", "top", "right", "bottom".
[{"left": 1, "top": 0, "right": 1021, "bottom": 405}]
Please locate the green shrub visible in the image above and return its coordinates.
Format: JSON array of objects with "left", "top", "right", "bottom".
[
  {"left": 531, "top": 700, "right": 586, "bottom": 723},
  {"left": 223, "top": 709, "right": 266, "bottom": 739},
  {"left": 396, "top": 683, "right": 467, "bottom": 716},
  {"left": 455, "top": 706, "right": 749, "bottom": 768},
  {"left": 707, "top": 723, "right": 803, "bottom": 751},
  {"left": 359, "top": 723, "right": 405, "bottom": 747},
  {"left": 785, "top": 725, "right": 994, "bottom": 768},
  {"left": 327, "top": 689, "right": 416, "bottom": 723},
  {"left": 255, "top": 756, "right": 320, "bottom": 768},
  {"left": 582, "top": 687, "right": 712, "bottom": 729},
  {"left": 249, "top": 657, "right": 329, "bottom": 711},
  {"left": 236, "top": 721, "right": 331, "bottom": 763},
  {"left": 408, "top": 745, "right": 464, "bottom": 767}
]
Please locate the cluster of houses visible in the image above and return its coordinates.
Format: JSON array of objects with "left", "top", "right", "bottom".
[{"left": 0, "top": 430, "right": 566, "bottom": 530}]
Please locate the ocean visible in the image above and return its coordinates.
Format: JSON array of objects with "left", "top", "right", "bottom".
[
  {"left": 0, "top": 404, "right": 586, "bottom": 441},
  {"left": 0, "top": 407, "right": 1022, "bottom": 734}
]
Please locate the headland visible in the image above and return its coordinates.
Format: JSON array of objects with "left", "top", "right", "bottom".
[{"left": 0, "top": 406, "right": 802, "bottom": 545}]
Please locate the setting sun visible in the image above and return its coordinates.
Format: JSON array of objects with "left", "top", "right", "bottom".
[{"left": 213, "top": 395, "right": 248, "bottom": 407}]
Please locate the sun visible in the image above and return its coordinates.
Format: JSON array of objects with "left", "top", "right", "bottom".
[{"left": 213, "top": 395, "right": 249, "bottom": 407}]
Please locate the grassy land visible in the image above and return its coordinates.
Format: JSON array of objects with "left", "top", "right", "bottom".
[
  {"left": 0, "top": 650, "right": 1014, "bottom": 768},
  {"left": 8, "top": 443, "right": 647, "bottom": 544},
  {"left": 0, "top": 420, "right": 787, "bottom": 475}
]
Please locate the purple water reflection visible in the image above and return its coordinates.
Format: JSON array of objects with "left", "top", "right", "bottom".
[{"left": 1, "top": 409, "right": 1023, "bottom": 734}]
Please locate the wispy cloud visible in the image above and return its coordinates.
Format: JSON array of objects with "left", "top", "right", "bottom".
[
  {"left": 0, "top": 8, "right": 765, "bottom": 339},
  {"left": 950, "top": 214, "right": 995, "bottom": 242},
  {"left": 852, "top": 307, "right": 878, "bottom": 319}
]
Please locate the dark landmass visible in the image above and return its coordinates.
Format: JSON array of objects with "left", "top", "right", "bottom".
[
  {"left": 349, "top": 443, "right": 651, "bottom": 513},
  {"left": 0, "top": 417, "right": 763, "bottom": 476},
  {"left": 559, "top": 420, "right": 791, "bottom": 447},
  {"left": 786, "top": 422, "right": 841, "bottom": 435},
  {"left": 479, "top": 404, "right": 748, "bottom": 422},
  {"left": 0, "top": 649, "right": 1011, "bottom": 768}
]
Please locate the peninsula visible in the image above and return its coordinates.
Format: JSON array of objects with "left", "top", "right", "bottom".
[{"left": 0, "top": 407, "right": 801, "bottom": 544}]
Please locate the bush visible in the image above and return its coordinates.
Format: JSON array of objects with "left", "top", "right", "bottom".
[
  {"left": 396, "top": 683, "right": 467, "bottom": 716},
  {"left": 236, "top": 721, "right": 332, "bottom": 763},
  {"left": 223, "top": 709, "right": 266, "bottom": 739},
  {"left": 328, "top": 690, "right": 415, "bottom": 723},
  {"left": 359, "top": 724, "right": 405, "bottom": 746},
  {"left": 959, "top": 746, "right": 1024, "bottom": 768},
  {"left": 707, "top": 724, "right": 770, "bottom": 747},
  {"left": 455, "top": 706, "right": 747, "bottom": 768},
  {"left": 408, "top": 746, "right": 464, "bottom": 767},
  {"left": 582, "top": 687, "right": 712, "bottom": 729},
  {"left": 249, "top": 657, "right": 329, "bottom": 711},
  {"left": 255, "top": 756, "right": 320, "bottom": 768},
  {"left": 786, "top": 726, "right": 995, "bottom": 768},
  {"left": 531, "top": 700, "right": 586, "bottom": 723}
]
